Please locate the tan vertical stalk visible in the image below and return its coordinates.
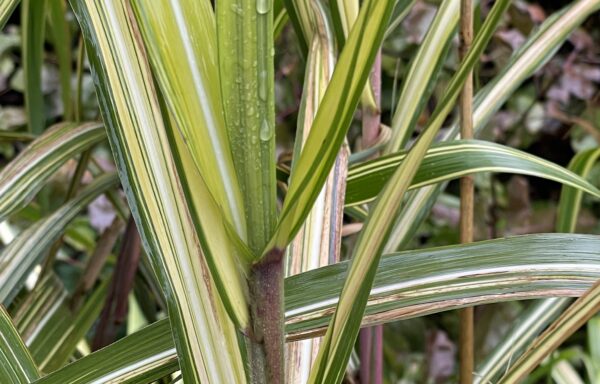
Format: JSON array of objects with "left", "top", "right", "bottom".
[{"left": 459, "top": 0, "right": 474, "bottom": 383}]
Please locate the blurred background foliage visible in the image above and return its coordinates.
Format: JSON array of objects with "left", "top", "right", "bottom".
[{"left": 1, "top": 0, "right": 599, "bottom": 383}]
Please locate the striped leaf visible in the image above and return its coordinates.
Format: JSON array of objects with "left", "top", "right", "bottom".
[
  {"left": 0, "top": 0, "right": 19, "bottom": 29},
  {"left": 37, "top": 233, "right": 600, "bottom": 383},
  {"left": 0, "top": 173, "right": 118, "bottom": 306},
  {"left": 71, "top": 2, "right": 247, "bottom": 382},
  {"left": 12, "top": 273, "right": 67, "bottom": 344},
  {"left": 474, "top": 146, "right": 600, "bottom": 383},
  {"left": 474, "top": 298, "right": 572, "bottom": 383},
  {"left": 131, "top": 1, "right": 254, "bottom": 330},
  {"left": 0, "top": 132, "right": 36, "bottom": 142},
  {"left": 385, "top": 0, "right": 459, "bottom": 152},
  {"left": 286, "top": 2, "right": 340, "bottom": 274},
  {"left": 131, "top": 0, "right": 247, "bottom": 241},
  {"left": 0, "top": 122, "right": 105, "bottom": 222},
  {"left": 285, "top": 3, "right": 348, "bottom": 381},
  {"left": 346, "top": 140, "right": 600, "bottom": 206},
  {"left": 331, "top": 0, "right": 380, "bottom": 113},
  {"left": 22, "top": 0, "right": 47, "bottom": 134},
  {"left": 270, "top": 0, "right": 396, "bottom": 250},
  {"left": 308, "top": 2, "right": 509, "bottom": 381},
  {"left": 280, "top": 0, "right": 311, "bottom": 54},
  {"left": 285, "top": 233, "right": 600, "bottom": 340},
  {"left": 498, "top": 280, "right": 600, "bottom": 383},
  {"left": 34, "top": 320, "right": 178, "bottom": 384},
  {"left": 384, "top": 0, "right": 418, "bottom": 39},
  {"left": 164, "top": 106, "right": 254, "bottom": 302},
  {"left": 29, "top": 281, "right": 108, "bottom": 372},
  {"left": 329, "top": 0, "right": 355, "bottom": 48},
  {"left": 0, "top": 306, "right": 40, "bottom": 383},
  {"left": 556, "top": 148, "right": 600, "bottom": 233}
]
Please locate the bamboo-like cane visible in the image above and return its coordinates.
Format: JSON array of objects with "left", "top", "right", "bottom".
[{"left": 459, "top": 0, "right": 474, "bottom": 383}]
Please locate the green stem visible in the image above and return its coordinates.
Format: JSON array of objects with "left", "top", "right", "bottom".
[
  {"left": 66, "top": 150, "right": 92, "bottom": 198},
  {"left": 75, "top": 35, "right": 86, "bottom": 122},
  {"left": 22, "top": 0, "right": 47, "bottom": 135}
]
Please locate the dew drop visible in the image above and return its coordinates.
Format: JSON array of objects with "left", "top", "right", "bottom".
[
  {"left": 259, "top": 119, "right": 273, "bottom": 141},
  {"left": 256, "top": 0, "right": 270, "bottom": 14},
  {"left": 258, "top": 70, "right": 267, "bottom": 101}
]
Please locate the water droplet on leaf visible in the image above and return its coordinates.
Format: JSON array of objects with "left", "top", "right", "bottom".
[
  {"left": 259, "top": 119, "right": 273, "bottom": 141},
  {"left": 258, "top": 71, "right": 267, "bottom": 100},
  {"left": 256, "top": 0, "right": 270, "bottom": 14}
]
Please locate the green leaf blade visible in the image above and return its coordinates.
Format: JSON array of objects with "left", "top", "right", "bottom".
[
  {"left": 556, "top": 148, "right": 600, "bottom": 233},
  {"left": 132, "top": 0, "right": 247, "bottom": 240},
  {"left": 0, "top": 122, "right": 105, "bottom": 222},
  {"left": 346, "top": 140, "right": 600, "bottom": 206},
  {"left": 216, "top": 0, "right": 277, "bottom": 254},
  {"left": 71, "top": 1, "right": 248, "bottom": 382},
  {"left": 0, "top": 173, "right": 118, "bottom": 306},
  {"left": 0, "top": 0, "right": 19, "bottom": 29},
  {"left": 455, "top": 0, "right": 600, "bottom": 138},
  {"left": 22, "top": 0, "right": 47, "bottom": 134},
  {"left": 475, "top": 145, "right": 600, "bottom": 383},
  {"left": 498, "top": 280, "right": 600, "bottom": 383},
  {"left": 29, "top": 281, "right": 108, "bottom": 372},
  {"left": 286, "top": 234, "right": 600, "bottom": 339},
  {"left": 35, "top": 233, "right": 600, "bottom": 382},
  {"left": 0, "top": 306, "right": 40, "bottom": 383},
  {"left": 284, "top": 3, "right": 349, "bottom": 381},
  {"left": 34, "top": 320, "right": 178, "bottom": 384},
  {"left": 281, "top": 0, "right": 310, "bottom": 54},
  {"left": 385, "top": 0, "right": 459, "bottom": 152}
]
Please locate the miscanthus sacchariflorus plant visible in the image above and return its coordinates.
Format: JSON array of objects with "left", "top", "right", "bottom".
[{"left": 1, "top": 0, "right": 600, "bottom": 383}]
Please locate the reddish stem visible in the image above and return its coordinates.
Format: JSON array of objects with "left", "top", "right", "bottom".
[
  {"left": 248, "top": 248, "right": 285, "bottom": 384},
  {"left": 92, "top": 217, "right": 141, "bottom": 350}
]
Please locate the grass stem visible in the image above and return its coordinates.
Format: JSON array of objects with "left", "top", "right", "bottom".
[
  {"left": 248, "top": 248, "right": 284, "bottom": 383},
  {"left": 459, "top": 0, "right": 474, "bottom": 382}
]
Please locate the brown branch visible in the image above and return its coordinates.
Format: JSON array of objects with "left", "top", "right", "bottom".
[{"left": 71, "top": 216, "right": 125, "bottom": 309}]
